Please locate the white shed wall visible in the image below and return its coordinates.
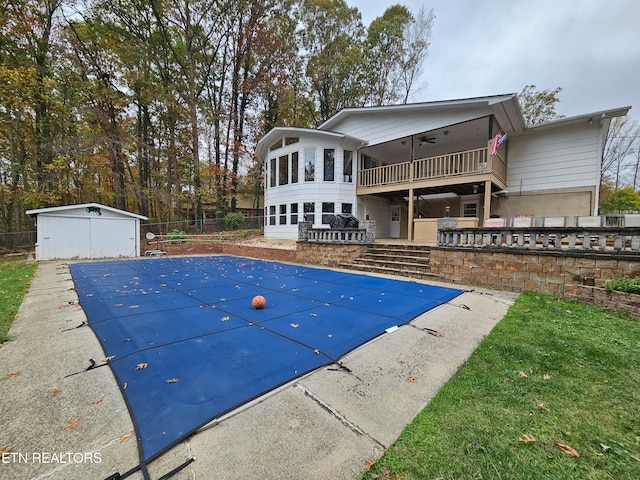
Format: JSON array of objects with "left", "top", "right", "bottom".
[{"left": 33, "top": 205, "right": 142, "bottom": 260}]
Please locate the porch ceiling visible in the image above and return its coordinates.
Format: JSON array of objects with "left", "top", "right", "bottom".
[{"left": 360, "top": 117, "right": 491, "bottom": 163}]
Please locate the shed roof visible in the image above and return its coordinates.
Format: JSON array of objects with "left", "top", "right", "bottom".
[{"left": 26, "top": 203, "right": 148, "bottom": 220}]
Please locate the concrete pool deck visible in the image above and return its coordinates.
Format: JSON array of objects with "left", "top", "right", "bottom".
[{"left": 0, "top": 259, "right": 517, "bottom": 480}]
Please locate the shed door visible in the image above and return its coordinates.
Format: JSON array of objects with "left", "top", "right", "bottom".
[
  {"left": 38, "top": 215, "right": 91, "bottom": 260},
  {"left": 90, "top": 218, "right": 137, "bottom": 258}
]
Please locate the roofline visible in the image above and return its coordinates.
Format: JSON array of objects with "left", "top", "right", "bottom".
[
  {"left": 255, "top": 126, "right": 366, "bottom": 160},
  {"left": 318, "top": 93, "right": 520, "bottom": 131},
  {"left": 524, "top": 106, "right": 632, "bottom": 131},
  {"left": 26, "top": 203, "right": 148, "bottom": 220}
]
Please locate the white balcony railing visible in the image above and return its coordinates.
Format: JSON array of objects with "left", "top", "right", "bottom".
[{"left": 358, "top": 146, "right": 507, "bottom": 189}]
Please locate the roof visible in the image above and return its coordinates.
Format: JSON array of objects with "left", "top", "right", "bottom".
[
  {"left": 523, "top": 106, "right": 632, "bottom": 131},
  {"left": 318, "top": 94, "right": 526, "bottom": 134},
  {"left": 26, "top": 203, "right": 148, "bottom": 220},
  {"left": 255, "top": 126, "right": 366, "bottom": 161}
]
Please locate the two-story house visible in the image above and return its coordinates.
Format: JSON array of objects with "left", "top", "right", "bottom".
[{"left": 256, "top": 94, "right": 630, "bottom": 242}]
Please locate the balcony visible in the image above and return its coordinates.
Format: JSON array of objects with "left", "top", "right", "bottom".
[{"left": 357, "top": 144, "right": 506, "bottom": 193}]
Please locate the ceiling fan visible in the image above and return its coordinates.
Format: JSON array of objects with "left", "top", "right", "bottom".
[{"left": 419, "top": 135, "right": 436, "bottom": 144}]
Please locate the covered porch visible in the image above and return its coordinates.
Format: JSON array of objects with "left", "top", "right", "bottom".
[{"left": 356, "top": 115, "right": 508, "bottom": 242}]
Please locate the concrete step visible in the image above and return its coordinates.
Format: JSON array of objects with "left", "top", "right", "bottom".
[
  {"left": 338, "top": 262, "right": 440, "bottom": 281},
  {"left": 339, "top": 243, "right": 436, "bottom": 281}
]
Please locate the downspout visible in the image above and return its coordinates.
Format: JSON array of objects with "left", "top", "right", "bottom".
[{"left": 594, "top": 113, "right": 606, "bottom": 215}]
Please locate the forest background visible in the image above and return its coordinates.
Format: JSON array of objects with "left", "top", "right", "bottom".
[{"left": 1, "top": 0, "right": 638, "bottom": 238}]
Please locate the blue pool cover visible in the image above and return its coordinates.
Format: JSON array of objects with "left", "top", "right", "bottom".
[{"left": 70, "top": 256, "right": 463, "bottom": 468}]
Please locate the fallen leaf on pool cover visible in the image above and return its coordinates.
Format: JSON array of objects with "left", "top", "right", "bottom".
[
  {"left": 136, "top": 363, "right": 149, "bottom": 370},
  {"left": 63, "top": 418, "right": 81, "bottom": 431},
  {"left": 309, "top": 313, "right": 318, "bottom": 317},
  {"left": 1, "top": 371, "right": 21, "bottom": 381},
  {"left": 557, "top": 443, "right": 579, "bottom": 457},
  {"left": 166, "top": 378, "right": 180, "bottom": 383},
  {"left": 290, "top": 323, "right": 299, "bottom": 328}
]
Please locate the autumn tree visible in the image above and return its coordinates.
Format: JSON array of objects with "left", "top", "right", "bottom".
[
  {"left": 518, "top": 84, "right": 564, "bottom": 126},
  {"left": 364, "top": 5, "right": 434, "bottom": 105}
]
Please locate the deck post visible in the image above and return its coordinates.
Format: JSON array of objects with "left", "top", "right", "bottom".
[{"left": 408, "top": 187, "right": 414, "bottom": 241}]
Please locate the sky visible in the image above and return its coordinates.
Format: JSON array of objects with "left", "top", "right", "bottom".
[{"left": 350, "top": 0, "right": 640, "bottom": 121}]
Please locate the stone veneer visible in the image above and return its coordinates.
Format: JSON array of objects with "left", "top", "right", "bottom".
[
  {"left": 429, "top": 247, "right": 640, "bottom": 297},
  {"left": 296, "top": 242, "right": 370, "bottom": 267}
]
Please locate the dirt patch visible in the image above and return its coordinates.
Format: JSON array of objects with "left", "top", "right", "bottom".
[{"left": 160, "top": 237, "right": 297, "bottom": 263}]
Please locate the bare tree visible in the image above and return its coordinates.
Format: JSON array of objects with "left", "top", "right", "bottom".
[{"left": 602, "top": 116, "right": 640, "bottom": 190}]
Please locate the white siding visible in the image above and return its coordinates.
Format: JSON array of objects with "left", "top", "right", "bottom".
[
  {"left": 264, "top": 136, "right": 359, "bottom": 240},
  {"left": 327, "top": 106, "right": 492, "bottom": 146},
  {"left": 507, "top": 122, "right": 602, "bottom": 193},
  {"left": 37, "top": 215, "right": 91, "bottom": 260}
]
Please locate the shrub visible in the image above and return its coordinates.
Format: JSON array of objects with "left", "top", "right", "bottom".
[
  {"left": 167, "top": 229, "right": 187, "bottom": 244},
  {"left": 225, "top": 212, "right": 245, "bottom": 230},
  {"left": 604, "top": 276, "right": 640, "bottom": 294}
]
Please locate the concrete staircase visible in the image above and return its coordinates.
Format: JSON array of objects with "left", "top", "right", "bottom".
[{"left": 339, "top": 243, "right": 439, "bottom": 280}]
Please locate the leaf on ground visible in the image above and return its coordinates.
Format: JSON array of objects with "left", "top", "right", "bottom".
[
  {"left": 165, "top": 378, "right": 179, "bottom": 383},
  {"left": 557, "top": 443, "right": 580, "bottom": 457},
  {"left": 518, "top": 433, "right": 537, "bottom": 443},
  {"left": 364, "top": 458, "right": 376, "bottom": 472},
  {"left": 406, "top": 375, "right": 417, "bottom": 383},
  {"left": 52, "top": 388, "right": 62, "bottom": 397},
  {"left": 90, "top": 398, "right": 103, "bottom": 405},
  {"left": 543, "top": 374, "right": 551, "bottom": 380},
  {"left": 518, "top": 371, "right": 528, "bottom": 378},
  {"left": 63, "top": 418, "right": 81, "bottom": 431},
  {"left": 536, "top": 402, "right": 550, "bottom": 412},
  {"left": 0, "top": 446, "right": 13, "bottom": 455},
  {"left": 1, "top": 371, "right": 21, "bottom": 381},
  {"left": 119, "top": 431, "right": 135, "bottom": 442},
  {"left": 136, "top": 363, "right": 148, "bottom": 370},
  {"left": 290, "top": 323, "right": 299, "bottom": 328},
  {"left": 522, "top": 308, "right": 531, "bottom": 313},
  {"left": 566, "top": 310, "right": 573, "bottom": 314}
]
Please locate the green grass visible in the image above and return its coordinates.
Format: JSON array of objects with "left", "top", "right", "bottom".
[
  {"left": 0, "top": 255, "right": 37, "bottom": 343},
  {"left": 364, "top": 292, "right": 640, "bottom": 480}
]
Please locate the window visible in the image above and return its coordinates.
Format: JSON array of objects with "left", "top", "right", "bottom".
[
  {"left": 291, "top": 152, "right": 299, "bottom": 183},
  {"left": 270, "top": 139, "right": 282, "bottom": 151},
  {"left": 285, "top": 137, "right": 299, "bottom": 146},
  {"left": 269, "top": 205, "right": 276, "bottom": 225},
  {"left": 304, "top": 202, "right": 315, "bottom": 223},
  {"left": 462, "top": 202, "right": 478, "bottom": 218},
  {"left": 343, "top": 150, "right": 353, "bottom": 182},
  {"left": 322, "top": 202, "right": 334, "bottom": 224},
  {"left": 278, "top": 155, "right": 288, "bottom": 185},
  {"left": 341, "top": 203, "right": 352, "bottom": 214},
  {"left": 304, "top": 149, "right": 315, "bottom": 181},
  {"left": 290, "top": 203, "right": 298, "bottom": 224},
  {"left": 324, "top": 149, "right": 335, "bottom": 181},
  {"left": 269, "top": 158, "right": 276, "bottom": 188},
  {"left": 279, "top": 204, "right": 287, "bottom": 224}
]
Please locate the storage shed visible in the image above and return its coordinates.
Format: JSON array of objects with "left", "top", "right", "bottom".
[{"left": 26, "top": 203, "right": 148, "bottom": 261}]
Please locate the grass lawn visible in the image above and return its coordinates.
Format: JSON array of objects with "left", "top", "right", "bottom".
[
  {"left": 364, "top": 292, "right": 640, "bottom": 480},
  {"left": 0, "top": 255, "right": 38, "bottom": 343}
]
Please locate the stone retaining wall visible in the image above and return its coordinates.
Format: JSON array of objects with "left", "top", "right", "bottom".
[
  {"left": 429, "top": 247, "right": 640, "bottom": 297},
  {"left": 571, "top": 285, "right": 640, "bottom": 319},
  {"left": 161, "top": 243, "right": 296, "bottom": 263},
  {"left": 296, "top": 242, "right": 369, "bottom": 267}
]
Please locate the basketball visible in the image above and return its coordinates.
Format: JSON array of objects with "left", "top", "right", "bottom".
[{"left": 252, "top": 295, "right": 267, "bottom": 309}]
